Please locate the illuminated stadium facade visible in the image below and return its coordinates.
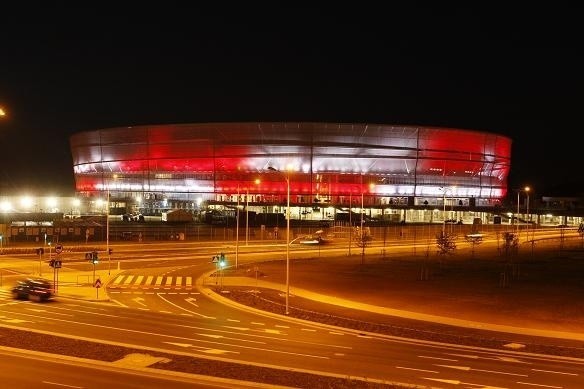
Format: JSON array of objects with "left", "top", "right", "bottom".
[{"left": 70, "top": 122, "right": 512, "bottom": 223}]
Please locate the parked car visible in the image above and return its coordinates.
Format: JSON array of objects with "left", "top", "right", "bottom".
[{"left": 11, "top": 278, "right": 53, "bottom": 302}]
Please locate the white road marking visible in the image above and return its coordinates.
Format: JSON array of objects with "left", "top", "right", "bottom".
[{"left": 156, "top": 293, "right": 215, "bottom": 319}]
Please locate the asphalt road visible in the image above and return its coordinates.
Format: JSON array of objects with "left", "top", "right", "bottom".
[{"left": 0, "top": 229, "right": 583, "bottom": 388}]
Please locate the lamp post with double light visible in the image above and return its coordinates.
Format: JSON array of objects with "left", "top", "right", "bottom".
[
  {"left": 439, "top": 186, "right": 454, "bottom": 235},
  {"left": 267, "top": 166, "right": 291, "bottom": 315}
]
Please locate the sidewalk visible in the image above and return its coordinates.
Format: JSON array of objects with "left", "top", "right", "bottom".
[{"left": 52, "top": 269, "right": 122, "bottom": 302}]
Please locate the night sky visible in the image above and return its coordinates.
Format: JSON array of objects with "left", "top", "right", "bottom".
[{"left": 0, "top": 5, "right": 581, "bottom": 199}]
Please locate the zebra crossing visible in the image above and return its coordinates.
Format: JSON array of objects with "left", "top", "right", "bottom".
[{"left": 109, "top": 275, "right": 194, "bottom": 290}]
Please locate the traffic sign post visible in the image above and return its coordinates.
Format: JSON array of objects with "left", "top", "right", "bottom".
[
  {"left": 108, "top": 248, "right": 112, "bottom": 275},
  {"left": 37, "top": 248, "right": 44, "bottom": 277},
  {"left": 94, "top": 278, "right": 102, "bottom": 299}
]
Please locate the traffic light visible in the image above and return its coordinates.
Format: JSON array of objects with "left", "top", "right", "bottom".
[
  {"left": 219, "top": 252, "right": 226, "bottom": 268},
  {"left": 86, "top": 251, "right": 98, "bottom": 264},
  {"left": 49, "top": 259, "right": 55, "bottom": 268},
  {"left": 108, "top": 248, "right": 113, "bottom": 255}
]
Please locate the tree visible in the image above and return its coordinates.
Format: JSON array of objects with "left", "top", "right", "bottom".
[
  {"left": 353, "top": 226, "right": 373, "bottom": 265},
  {"left": 436, "top": 231, "right": 457, "bottom": 256}
]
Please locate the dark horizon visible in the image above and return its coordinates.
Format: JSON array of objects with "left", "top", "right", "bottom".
[{"left": 1, "top": 6, "right": 582, "bottom": 198}]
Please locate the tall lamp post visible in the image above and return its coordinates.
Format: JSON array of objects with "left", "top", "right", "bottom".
[
  {"left": 516, "top": 186, "right": 530, "bottom": 236},
  {"left": 361, "top": 189, "right": 365, "bottom": 232},
  {"left": 106, "top": 174, "right": 118, "bottom": 275},
  {"left": 268, "top": 166, "right": 291, "bottom": 315},
  {"left": 105, "top": 186, "right": 110, "bottom": 258},
  {"left": 246, "top": 179, "right": 260, "bottom": 246},
  {"left": 516, "top": 189, "right": 520, "bottom": 234},
  {"left": 439, "top": 187, "right": 452, "bottom": 235},
  {"left": 525, "top": 186, "right": 530, "bottom": 241},
  {"left": 349, "top": 192, "right": 352, "bottom": 256},
  {"left": 235, "top": 185, "right": 240, "bottom": 269}
]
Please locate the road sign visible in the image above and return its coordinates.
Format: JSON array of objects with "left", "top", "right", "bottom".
[
  {"left": 94, "top": 278, "right": 102, "bottom": 288},
  {"left": 55, "top": 244, "right": 63, "bottom": 254}
]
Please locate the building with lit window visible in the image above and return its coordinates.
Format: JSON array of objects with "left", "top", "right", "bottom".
[{"left": 68, "top": 122, "right": 512, "bottom": 224}]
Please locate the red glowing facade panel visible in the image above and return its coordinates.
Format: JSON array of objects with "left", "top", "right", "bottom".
[{"left": 69, "top": 122, "right": 512, "bottom": 203}]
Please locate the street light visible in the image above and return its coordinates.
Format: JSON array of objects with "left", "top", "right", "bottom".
[
  {"left": 349, "top": 192, "right": 352, "bottom": 256},
  {"left": 106, "top": 189, "right": 110, "bottom": 266},
  {"left": 246, "top": 179, "right": 261, "bottom": 246},
  {"left": 360, "top": 182, "right": 375, "bottom": 232},
  {"left": 439, "top": 187, "right": 454, "bottom": 235},
  {"left": 235, "top": 184, "right": 240, "bottom": 269},
  {"left": 106, "top": 174, "right": 118, "bottom": 275},
  {"left": 516, "top": 186, "right": 530, "bottom": 236},
  {"left": 267, "top": 166, "right": 291, "bottom": 315}
]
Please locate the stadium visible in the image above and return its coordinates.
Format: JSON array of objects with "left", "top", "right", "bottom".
[{"left": 69, "top": 122, "right": 512, "bottom": 225}]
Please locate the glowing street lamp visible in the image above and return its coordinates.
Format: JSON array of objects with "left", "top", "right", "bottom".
[
  {"left": 516, "top": 186, "right": 530, "bottom": 237},
  {"left": 515, "top": 186, "right": 531, "bottom": 237},
  {"left": 439, "top": 187, "right": 454, "bottom": 235},
  {"left": 246, "top": 179, "right": 261, "bottom": 246},
  {"left": 361, "top": 182, "right": 375, "bottom": 231},
  {"left": 235, "top": 184, "right": 241, "bottom": 269},
  {"left": 267, "top": 166, "right": 291, "bottom": 315}
]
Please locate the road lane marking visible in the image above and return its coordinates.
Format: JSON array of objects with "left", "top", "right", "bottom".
[
  {"left": 156, "top": 293, "right": 215, "bottom": 319},
  {"left": 418, "top": 355, "right": 458, "bottom": 361},
  {"left": 396, "top": 366, "right": 439, "bottom": 373},
  {"left": 134, "top": 275, "right": 144, "bottom": 286},
  {"left": 435, "top": 364, "right": 527, "bottom": 376},
  {"left": 516, "top": 382, "right": 562, "bottom": 388},
  {"left": 532, "top": 368, "right": 578, "bottom": 376},
  {"left": 176, "top": 276, "right": 182, "bottom": 286},
  {"left": 112, "top": 275, "right": 124, "bottom": 285},
  {"left": 145, "top": 275, "right": 154, "bottom": 285},
  {"left": 123, "top": 276, "right": 134, "bottom": 285},
  {"left": 155, "top": 276, "right": 163, "bottom": 286},
  {"left": 42, "top": 381, "right": 82, "bottom": 388}
]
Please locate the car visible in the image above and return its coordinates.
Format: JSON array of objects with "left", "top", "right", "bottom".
[
  {"left": 299, "top": 234, "right": 332, "bottom": 245},
  {"left": 11, "top": 278, "right": 54, "bottom": 302}
]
